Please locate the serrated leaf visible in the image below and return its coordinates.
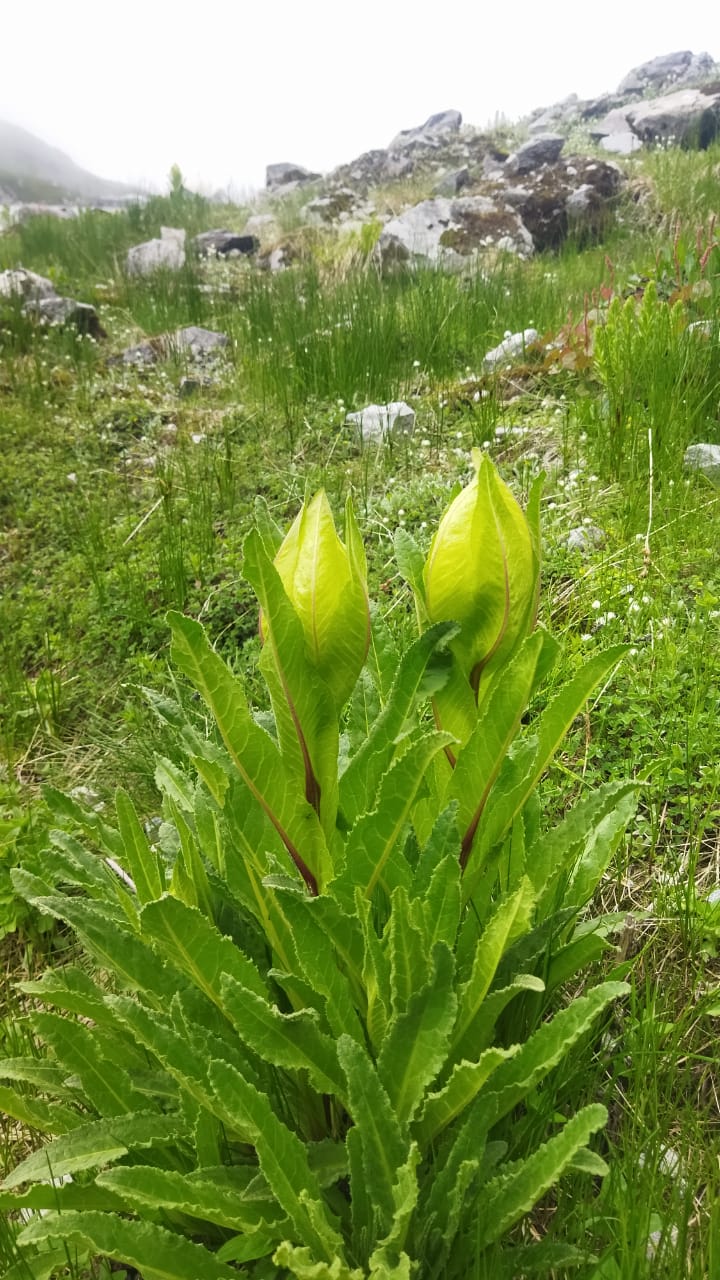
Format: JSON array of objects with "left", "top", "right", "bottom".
[
  {"left": 0, "top": 1084, "right": 79, "bottom": 1137},
  {"left": 115, "top": 786, "right": 164, "bottom": 902},
  {"left": 97, "top": 1164, "right": 288, "bottom": 1232},
  {"left": 421, "top": 852, "right": 462, "bottom": 950},
  {"left": 17, "top": 1211, "right": 239, "bottom": 1280},
  {"left": 139, "top": 895, "right": 267, "bottom": 1003},
  {"left": 356, "top": 892, "right": 391, "bottom": 1051},
  {"left": 207, "top": 1058, "right": 345, "bottom": 1263},
  {"left": 378, "top": 944, "right": 456, "bottom": 1125},
  {"left": 273, "top": 891, "right": 366, "bottom": 1042},
  {"left": 1, "top": 1248, "right": 74, "bottom": 1280},
  {"left": 413, "top": 801, "right": 460, "bottom": 897},
  {"left": 338, "top": 623, "right": 456, "bottom": 829},
  {"left": 387, "top": 886, "right": 429, "bottom": 1014},
  {"left": 337, "top": 1034, "right": 409, "bottom": 1251},
  {"left": 2, "top": 1111, "right": 185, "bottom": 1189},
  {"left": 30, "top": 1012, "right": 145, "bottom": 1118},
  {"left": 476, "top": 1104, "right": 608, "bottom": 1248},
  {"left": 168, "top": 610, "right": 331, "bottom": 895},
  {"left": 273, "top": 1244, "right": 363, "bottom": 1279},
  {"left": 414, "top": 1045, "right": 518, "bottom": 1147},
  {"left": 220, "top": 972, "right": 346, "bottom": 1097}
]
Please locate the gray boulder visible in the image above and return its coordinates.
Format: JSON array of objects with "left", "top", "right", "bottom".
[
  {"left": 345, "top": 401, "right": 416, "bottom": 443},
  {"left": 266, "top": 162, "right": 321, "bottom": 190},
  {"left": 432, "top": 167, "right": 471, "bottom": 197},
  {"left": 618, "top": 50, "right": 718, "bottom": 94},
  {"left": 194, "top": 229, "right": 258, "bottom": 257},
  {"left": 684, "top": 443, "right": 720, "bottom": 482},
  {"left": 483, "top": 329, "right": 538, "bottom": 370},
  {"left": 626, "top": 88, "right": 720, "bottom": 148},
  {"left": 567, "top": 524, "right": 605, "bottom": 553},
  {"left": 378, "top": 195, "right": 533, "bottom": 268},
  {"left": 506, "top": 134, "right": 565, "bottom": 175},
  {"left": 589, "top": 108, "right": 642, "bottom": 155},
  {"left": 170, "top": 326, "right": 229, "bottom": 359},
  {"left": 0, "top": 268, "right": 57, "bottom": 300},
  {"left": 503, "top": 157, "right": 623, "bottom": 252},
  {"left": 127, "top": 227, "right": 186, "bottom": 276},
  {"left": 24, "top": 295, "right": 105, "bottom": 338},
  {"left": 388, "top": 109, "right": 462, "bottom": 152}
]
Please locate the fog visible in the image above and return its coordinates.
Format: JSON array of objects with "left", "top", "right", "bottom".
[{"left": 3, "top": 0, "right": 719, "bottom": 194}]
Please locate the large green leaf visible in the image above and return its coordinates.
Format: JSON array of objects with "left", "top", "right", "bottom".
[
  {"left": 0, "top": 1084, "right": 79, "bottom": 1137},
  {"left": 97, "top": 1164, "right": 289, "bottom": 1233},
  {"left": 115, "top": 786, "right": 164, "bottom": 903},
  {"left": 2, "top": 1111, "right": 186, "bottom": 1189},
  {"left": 168, "top": 610, "right": 331, "bottom": 895},
  {"left": 273, "top": 890, "right": 366, "bottom": 1042},
  {"left": 30, "top": 1012, "right": 146, "bottom": 1118},
  {"left": 475, "top": 1104, "right": 609, "bottom": 1249},
  {"left": 414, "top": 1045, "right": 518, "bottom": 1147},
  {"left": 207, "top": 1058, "right": 345, "bottom": 1263},
  {"left": 17, "top": 1212, "right": 240, "bottom": 1280},
  {"left": 139, "top": 895, "right": 267, "bottom": 1003},
  {"left": 386, "top": 886, "right": 429, "bottom": 1014},
  {"left": 377, "top": 944, "right": 457, "bottom": 1126},
  {"left": 337, "top": 1034, "right": 410, "bottom": 1248},
  {"left": 356, "top": 892, "right": 392, "bottom": 1052},
  {"left": 338, "top": 623, "right": 456, "bottom": 829},
  {"left": 220, "top": 972, "right": 346, "bottom": 1098},
  {"left": 273, "top": 1244, "right": 363, "bottom": 1279}
]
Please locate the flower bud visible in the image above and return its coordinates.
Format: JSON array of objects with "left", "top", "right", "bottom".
[
  {"left": 273, "top": 491, "right": 370, "bottom": 708},
  {"left": 423, "top": 451, "right": 539, "bottom": 699}
]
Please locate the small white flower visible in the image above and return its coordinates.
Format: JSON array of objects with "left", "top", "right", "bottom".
[
  {"left": 592, "top": 600, "right": 602, "bottom": 610},
  {"left": 67, "top": 472, "right": 77, "bottom": 484}
]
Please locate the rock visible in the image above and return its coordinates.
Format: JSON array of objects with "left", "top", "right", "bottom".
[
  {"left": 169, "top": 326, "right": 229, "bottom": 359},
  {"left": 503, "top": 157, "right": 623, "bottom": 252},
  {"left": 244, "top": 213, "right": 277, "bottom": 236},
  {"left": 567, "top": 524, "right": 605, "bottom": 553},
  {"left": 483, "top": 329, "right": 539, "bottom": 371},
  {"left": 527, "top": 96, "right": 580, "bottom": 134},
  {"left": 117, "top": 339, "right": 161, "bottom": 367},
  {"left": 684, "top": 443, "right": 720, "bottom": 481},
  {"left": 178, "top": 374, "right": 215, "bottom": 396},
  {"left": 7, "top": 202, "right": 78, "bottom": 224},
  {"left": 626, "top": 88, "right": 720, "bottom": 148},
  {"left": 23, "top": 295, "right": 105, "bottom": 338},
  {"left": 0, "top": 267, "right": 57, "bottom": 300},
  {"left": 618, "top": 50, "right": 718, "bottom": 95},
  {"left": 432, "top": 167, "right": 470, "bottom": 197},
  {"left": 126, "top": 227, "right": 186, "bottom": 275},
  {"left": 378, "top": 196, "right": 533, "bottom": 268},
  {"left": 344, "top": 401, "right": 416, "bottom": 443},
  {"left": 266, "top": 162, "right": 321, "bottom": 189},
  {"left": 506, "top": 134, "right": 565, "bottom": 174},
  {"left": 194, "top": 229, "right": 258, "bottom": 256},
  {"left": 589, "top": 108, "right": 642, "bottom": 155},
  {"left": 388, "top": 109, "right": 462, "bottom": 152},
  {"left": 302, "top": 188, "right": 363, "bottom": 224}
]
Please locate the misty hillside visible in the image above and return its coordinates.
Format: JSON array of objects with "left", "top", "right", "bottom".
[{"left": 0, "top": 118, "right": 136, "bottom": 203}]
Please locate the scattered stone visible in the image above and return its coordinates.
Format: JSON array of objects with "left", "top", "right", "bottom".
[
  {"left": 178, "top": 375, "right": 216, "bottom": 396},
  {"left": 432, "top": 167, "right": 470, "bottom": 197},
  {"left": 126, "top": 227, "right": 186, "bottom": 276},
  {"left": 626, "top": 88, "right": 720, "bottom": 148},
  {"left": 0, "top": 268, "right": 57, "bottom": 300},
  {"left": 567, "top": 524, "right": 605, "bottom": 553},
  {"left": 618, "top": 50, "right": 718, "bottom": 95},
  {"left": 483, "top": 329, "right": 539, "bottom": 370},
  {"left": 345, "top": 401, "right": 416, "bottom": 443},
  {"left": 194, "top": 229, "right": 258, "bottom": 256},
  {"left": 244, "top": 213, "right": 277, "bottom": 237},
  {"left": 266, "top": 162, "right": 321, "bottom": 190},
  {"left": 23, "top": 295, "right": 105, "bottom": 338},
  {"left": 117, "top": 339, "right": 161, "bottom": 367},
  {"left": 503, "top": 157, "right": 623, "bottom": 252},
  {"left": 302, "top": 188, "right": 365, "bottom": 225},
  {"left": 589, "top": 107, "right": 642, "bottom": 155},
  {"left": 506, "top": 134, "right": 565, "bottom": 174},
  {"left": 684, "top": 443, "right": 720, "bottom": 481},
  {"left": 388, "top": 109, "right": 462, "bottom": 152},
  {"left": 169, "top": 326, "right": 229, "bottom": 359},
  {"left": 378, "top": 195, "right": 533, "bottom": 268},
  {"left": 527, "top": 96, "right": 580, "bottom": 134}
]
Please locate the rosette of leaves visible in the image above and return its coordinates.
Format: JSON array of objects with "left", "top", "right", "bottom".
[{"left": 1, "top": 478, "right": 636, "bottom": 1280}]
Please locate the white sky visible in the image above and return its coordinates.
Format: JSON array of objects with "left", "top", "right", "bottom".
[{"left": 2, "top": 1, "right": 719, "bottom": 196}]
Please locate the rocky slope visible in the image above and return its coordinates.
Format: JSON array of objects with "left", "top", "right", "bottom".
[{"left": 0, "top": 117, "right": 137, "bottom": 205}]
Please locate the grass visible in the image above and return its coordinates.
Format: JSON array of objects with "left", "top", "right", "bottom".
[{"left": 1, "top": 145, "right": 720, "bottom": 1276}]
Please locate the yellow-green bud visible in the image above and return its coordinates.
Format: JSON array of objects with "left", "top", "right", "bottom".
[
  {"left": 423, "top": 451, "right": 538, "bottom": 698},
  {"left": 273, "top": 491, "right": 370, "bottom": 708}
]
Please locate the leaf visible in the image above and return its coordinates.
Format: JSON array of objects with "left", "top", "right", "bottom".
[
  {"left": 337, "top": 1035, "right": 410, "bottom": 1249},
  {"left": 338, "top": 623, "right": 456, "bottom": 829},
  {"left": 0, "top": 1180, "right": 123, "bottom": 1212},
  {"left": 273, "top": 891, "right": 366, "bottom": 1042},
  {"left": 97, "top": 1164, "right": 288, "bottom": 1232},
  {"left": 0, "top": 1084, "right": 79, "bottom": 1137},
  {"left": 30, "top": 1012, "right": 146, "bottom": 1118},
  {"left": 413, "top": 801, "right": 460, "bottom": 897},
  {"left": 139, "top": 895, "right": 267, "bottom": 1003},
  {"left": 451, "top": 878, "right": 537, "bottom": 1063},
  {"left": 421, "top": 852, "right": 462, "bottom": 951},
  {"left": 414, "top": 1046, "right": 518, "bottom": 1147},
  {"left": 115, "top": 786, "right": 164, "bottom": 902},
  {"left": 168, "top": 610, "right": 331, "bottom": 894},
  {"left": 475, "top": 1104, "right": 608, "bottom": 1248},
  {"left": 531, "top": 781, "right": 637, "bottom": 918},
  {"left": 333, "top": 732, "right": 453, "bottom": 908},
  {"left": 2, "top": 1111, "right": 186, "bottom": 1189},
  {"left": 17, "top": 1211, "right": 240, "bottom": 1280},
  {"left": 386, "top": 887, "right": 429, "bottom": 1014},
  {"left": 219, "top": 973, "right": 346, "bottom": 1098},
  {"left": 378, "top": 945, "right": 457, "bottom": 1126},
  {"left": 273, "top": 1244, "right": 363, "bottom": 1280},
  {"left": 463, "top": 645, "right": 629, "bottom": 902},
  {"left": 207, "top": 1058, "right": 345, "bottom": 1263},
  {"left": 368, "top": 1144, "right": 420, "bottom": 1277},
  {"left": 356, "top": 892, "right": 392, "bottom": 1052},
  {"left": 1, "top": 1248, "right": 74, "bottom": 1280}
]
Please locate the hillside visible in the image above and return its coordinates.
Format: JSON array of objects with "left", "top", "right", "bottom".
[{"left": 0, "top": 117, "right": 137, "bottom": 203}]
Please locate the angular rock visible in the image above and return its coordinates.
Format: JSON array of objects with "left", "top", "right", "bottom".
[
  {"left": 0, "top": 268, "right": 57, "bottom": 300},
  {"left": 589, "top": 108, "right": 642, "bottom": 155},
  {"left": 684, "top": 443, "right": 720, "bottom": 482},
  {"left": 345, "top": 401, "right": 416, "bottom": 443},
  {"left": 378, "top": 196, "right": 533, "bottom": 268},
  {"left": 483, "top": 329, "right": 538, "bottom": 371},
  {"left": 528, "top": 96, "right": 580, "bottom": 134},
  {"left": 127, "top": 227, "right": 186, "bottom": 275},
  {"left": 169, "top": 326, "right": 229, "bottom": 359},
  {"left": 506, "top": 134, "right": 565, "bottom": 174},
  {"left": 432, "top": 167, "right": 470, "bottom": 197},
  {"left": 302, "top": 188, "right": 362, "bottom": 224},
  {"left": 503, "top": 158, "right": 623, "bottom": 252},
  {"left": 626, "top": 88, "right": 720, "bottom": 148},
  {"left": 567, "top": 524, "right": 605, "bottom": 553},
  {"left": 194, "top": 229, "right": 258, "bottom": 256},
  {"left": 618, "top": 50, "right": 718, "bottom": 95},
  {"left": 266, "top": 162, "right": 321, "bottom": 189},
  {"left": 24, "top": 295, "right": 105, "bottom": 338},
  {"left": 244, "top": 213, "right": 277, "bottom": 236},
  {"left": 388, "top": 109, "right": 462, "bottom": 152}
]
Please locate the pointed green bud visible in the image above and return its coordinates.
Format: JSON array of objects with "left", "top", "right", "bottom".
[
  {"left": 423, "top": 451, "right": 539, "bottom": 700},
  {"left": 271, "top": 491, "right": 370, "bottom": 708}
]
